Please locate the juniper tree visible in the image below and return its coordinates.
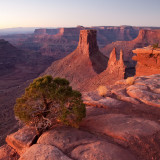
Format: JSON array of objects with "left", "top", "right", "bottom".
[{"left": 14, "top": 75, "right": 86, "bottom": 134}]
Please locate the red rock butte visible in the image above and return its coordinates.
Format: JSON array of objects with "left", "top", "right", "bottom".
[
  {"left": 80, "top": 48, "right": 126, "bottom": 91},
  {"left": 77, "top": 30, "right": 99, "bottom": 55},
  {"left": 42, "top": 29, "right": 108, "bottom": 89}
]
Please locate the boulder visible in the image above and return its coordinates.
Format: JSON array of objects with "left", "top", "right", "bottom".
[
  {"left": 6, "top": 126, "right": 37, "bottom": 155},
  {"left": 19, "top": 144, "right": 71, "bottom": 160},
  {"left": 37, "top": 126, "right": 97, "bottom": 152},
  {"left": 127, "top": 85, "right": 160, "bottom": 107},
  {"left": 81, "top": 114, "right": 160, "bottom": 142},
  {"left": 71, "top": 141, "right": 136, "bottom": 160},
  {"left": 111, "top": 88, "right": 140, "bottom": 104},
  {"left": 84, "top": 97, "right": 124, "bottom": 108}
]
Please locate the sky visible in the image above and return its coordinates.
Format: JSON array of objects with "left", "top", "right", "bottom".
[{"left": 0, "top": 0, "right": 160, "bottom": 29}]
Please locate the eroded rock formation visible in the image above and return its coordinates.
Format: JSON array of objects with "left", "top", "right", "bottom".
[
  {"left": 132, "top": 46, "right": 160, "bottom": 76},
  {"left": 106, "top": 48, "right": 125, "bottom": 78},
  {"left": 80, "top": 48, "right": 126, "bottom": 91},
  {"left": 101, "top": 29, "right": 160, "bottom": 67},
  {"left": 43, "top": 29, "right": 108, "bottom": 89},
  {"left": 0, "top": 26, "right": 141, "bottom": 60}
]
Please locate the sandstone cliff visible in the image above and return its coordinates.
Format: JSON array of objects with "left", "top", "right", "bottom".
[
  {"left": 132, "top": 46, "right": 160, "bottom": 76},
  {"left": 1, "top": 26, "right": 140, "bottom": 60},
  {"left": 101, "top": 29, "right": 160, "bottom": 67},
  {"left": 43, "top": 29, "right": 108, "bottom": 89},
  {"left": 80, "top": 48, "right": 126, "bottom": 91}
]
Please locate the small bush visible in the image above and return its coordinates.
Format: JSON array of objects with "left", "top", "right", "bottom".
[
  {"left": 126, "top": 77, "right": 135, "bottom": 85},
  {"left": 14, "top": 75, "right": 86, "bottom": 134},
  {"left": 97, "top": 85, "right": 108, "bottom": 97},
  {"left": 152, "top": 43, "right": 159, "bottom": 49}
]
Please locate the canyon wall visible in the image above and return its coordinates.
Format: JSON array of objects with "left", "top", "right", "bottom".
[
  {"left": 43, "top": 29, "right": 108, "bottom": 89},
  {"left": 101, "top": 29, "right": 160, "bottom": 68}
]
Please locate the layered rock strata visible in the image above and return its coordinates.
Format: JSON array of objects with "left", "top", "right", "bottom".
[
  {"left": 80, "top": 48, "right": 126, "bottom": 91},
  {"left": 132, "top": 46, "right": 160, "bottom": 76},
  {"left": 43, "top": 30, "right": 108, "bottom": 89}
]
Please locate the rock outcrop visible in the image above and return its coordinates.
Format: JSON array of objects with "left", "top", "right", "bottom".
[
  {"left": 79, "top": 48, "right": 126, "bottom": 91},
  {"left": 101, "top": 29, "right": 160, "bottom": 67},
  {"left": 132, "top": 46, "right": 160, "bottom": 76},
  {"left": 19, "top": 144, "right": 72, "bottom": 160},
  {"left": 43, "top": 30, "right": 108, "bottom": 89},
  {"left": 106, "top": 48, "right": 125, "bottom": 78},
  {"left": 6, "top": 126, "right": 37, "bottom": 155},
  {"left": 83, "top": 74, "right": 160, "bottom": 108}
]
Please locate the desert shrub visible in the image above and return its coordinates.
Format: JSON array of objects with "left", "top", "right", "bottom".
[
  {"left": 152, "top": 43, "right": 159, "bottom": 49},
  {"left": 97, "top": 85, "right": 108, "bottom": 97},
  {"left": 126, "top": 77, "right": 135, "bottom": 85},
  {"left": 14, "top": 75, "right": 86, "bottom": 134}
]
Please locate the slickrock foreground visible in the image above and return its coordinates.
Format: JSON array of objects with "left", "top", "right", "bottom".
[{"left": 1, "top": 74, "right": 160, "bottom": 160}]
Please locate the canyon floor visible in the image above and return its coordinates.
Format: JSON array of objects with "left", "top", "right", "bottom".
[{"left": 1, "top": 74, "right": 160, "bottom": 160}]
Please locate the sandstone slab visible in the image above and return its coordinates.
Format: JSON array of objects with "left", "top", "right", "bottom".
[
  {"left": 127, "top": 85, "right": 160, "bottom": 107},
  {"left": 84, "top": 96, "right": 124, "bottom": 108},
  {"left": 37, "top": 127, "right": 97, "bottom": 152},
  {"left": 82, "top": 91, "right": 104, "bottom": 101},
  {"left": 19, "top": 144, "right": 71, "bottom": 160},
  {"left": 81, "top": 114, "right": 160, "bottom": 142},
  {"left": 6, "top": 126, "right": 37, "bottom": 155},
  {"left": 86, "top": 106, "right": 108, "bottom": 117},
  {"left": 111, "top": 88, "right": 140, "bottom": 104},
  {"left": 71, "top": 141, "right": 136, "bottom": 160}
]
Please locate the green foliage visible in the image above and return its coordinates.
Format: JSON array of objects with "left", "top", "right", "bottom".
[
  {"left": 14, "top": 75, "right": 86, "bottom": 133},
  {"left": 152, "top": 43, "right": 159, "bottom": 49}
]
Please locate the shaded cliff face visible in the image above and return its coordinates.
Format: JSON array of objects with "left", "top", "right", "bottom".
[
  {"left": 80, "top": 48, "right": 126, "bottom": 91},
  {"left": 96, "top": 26, "right": 139, "bottom": 48},
  {"left": 0, "top": 39, "right": 53, "bottom": 78},
  {"left": 43, "top": 30, "right": 108, "bottom": 89},
  {"left": 34, "top": 28, "right": 59, "bottom": 35},
  {"left": 132, "top": 47, "right": 160, "bottom": 76},
  {"left": 101, "top": 29, "right": 160, "bottom": 67},
  {"left": 0, "top": 39, "right": 22, "bottom": 76},
  {"left": 77, "top": 30, "right": 99, "bottom": 55}
]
